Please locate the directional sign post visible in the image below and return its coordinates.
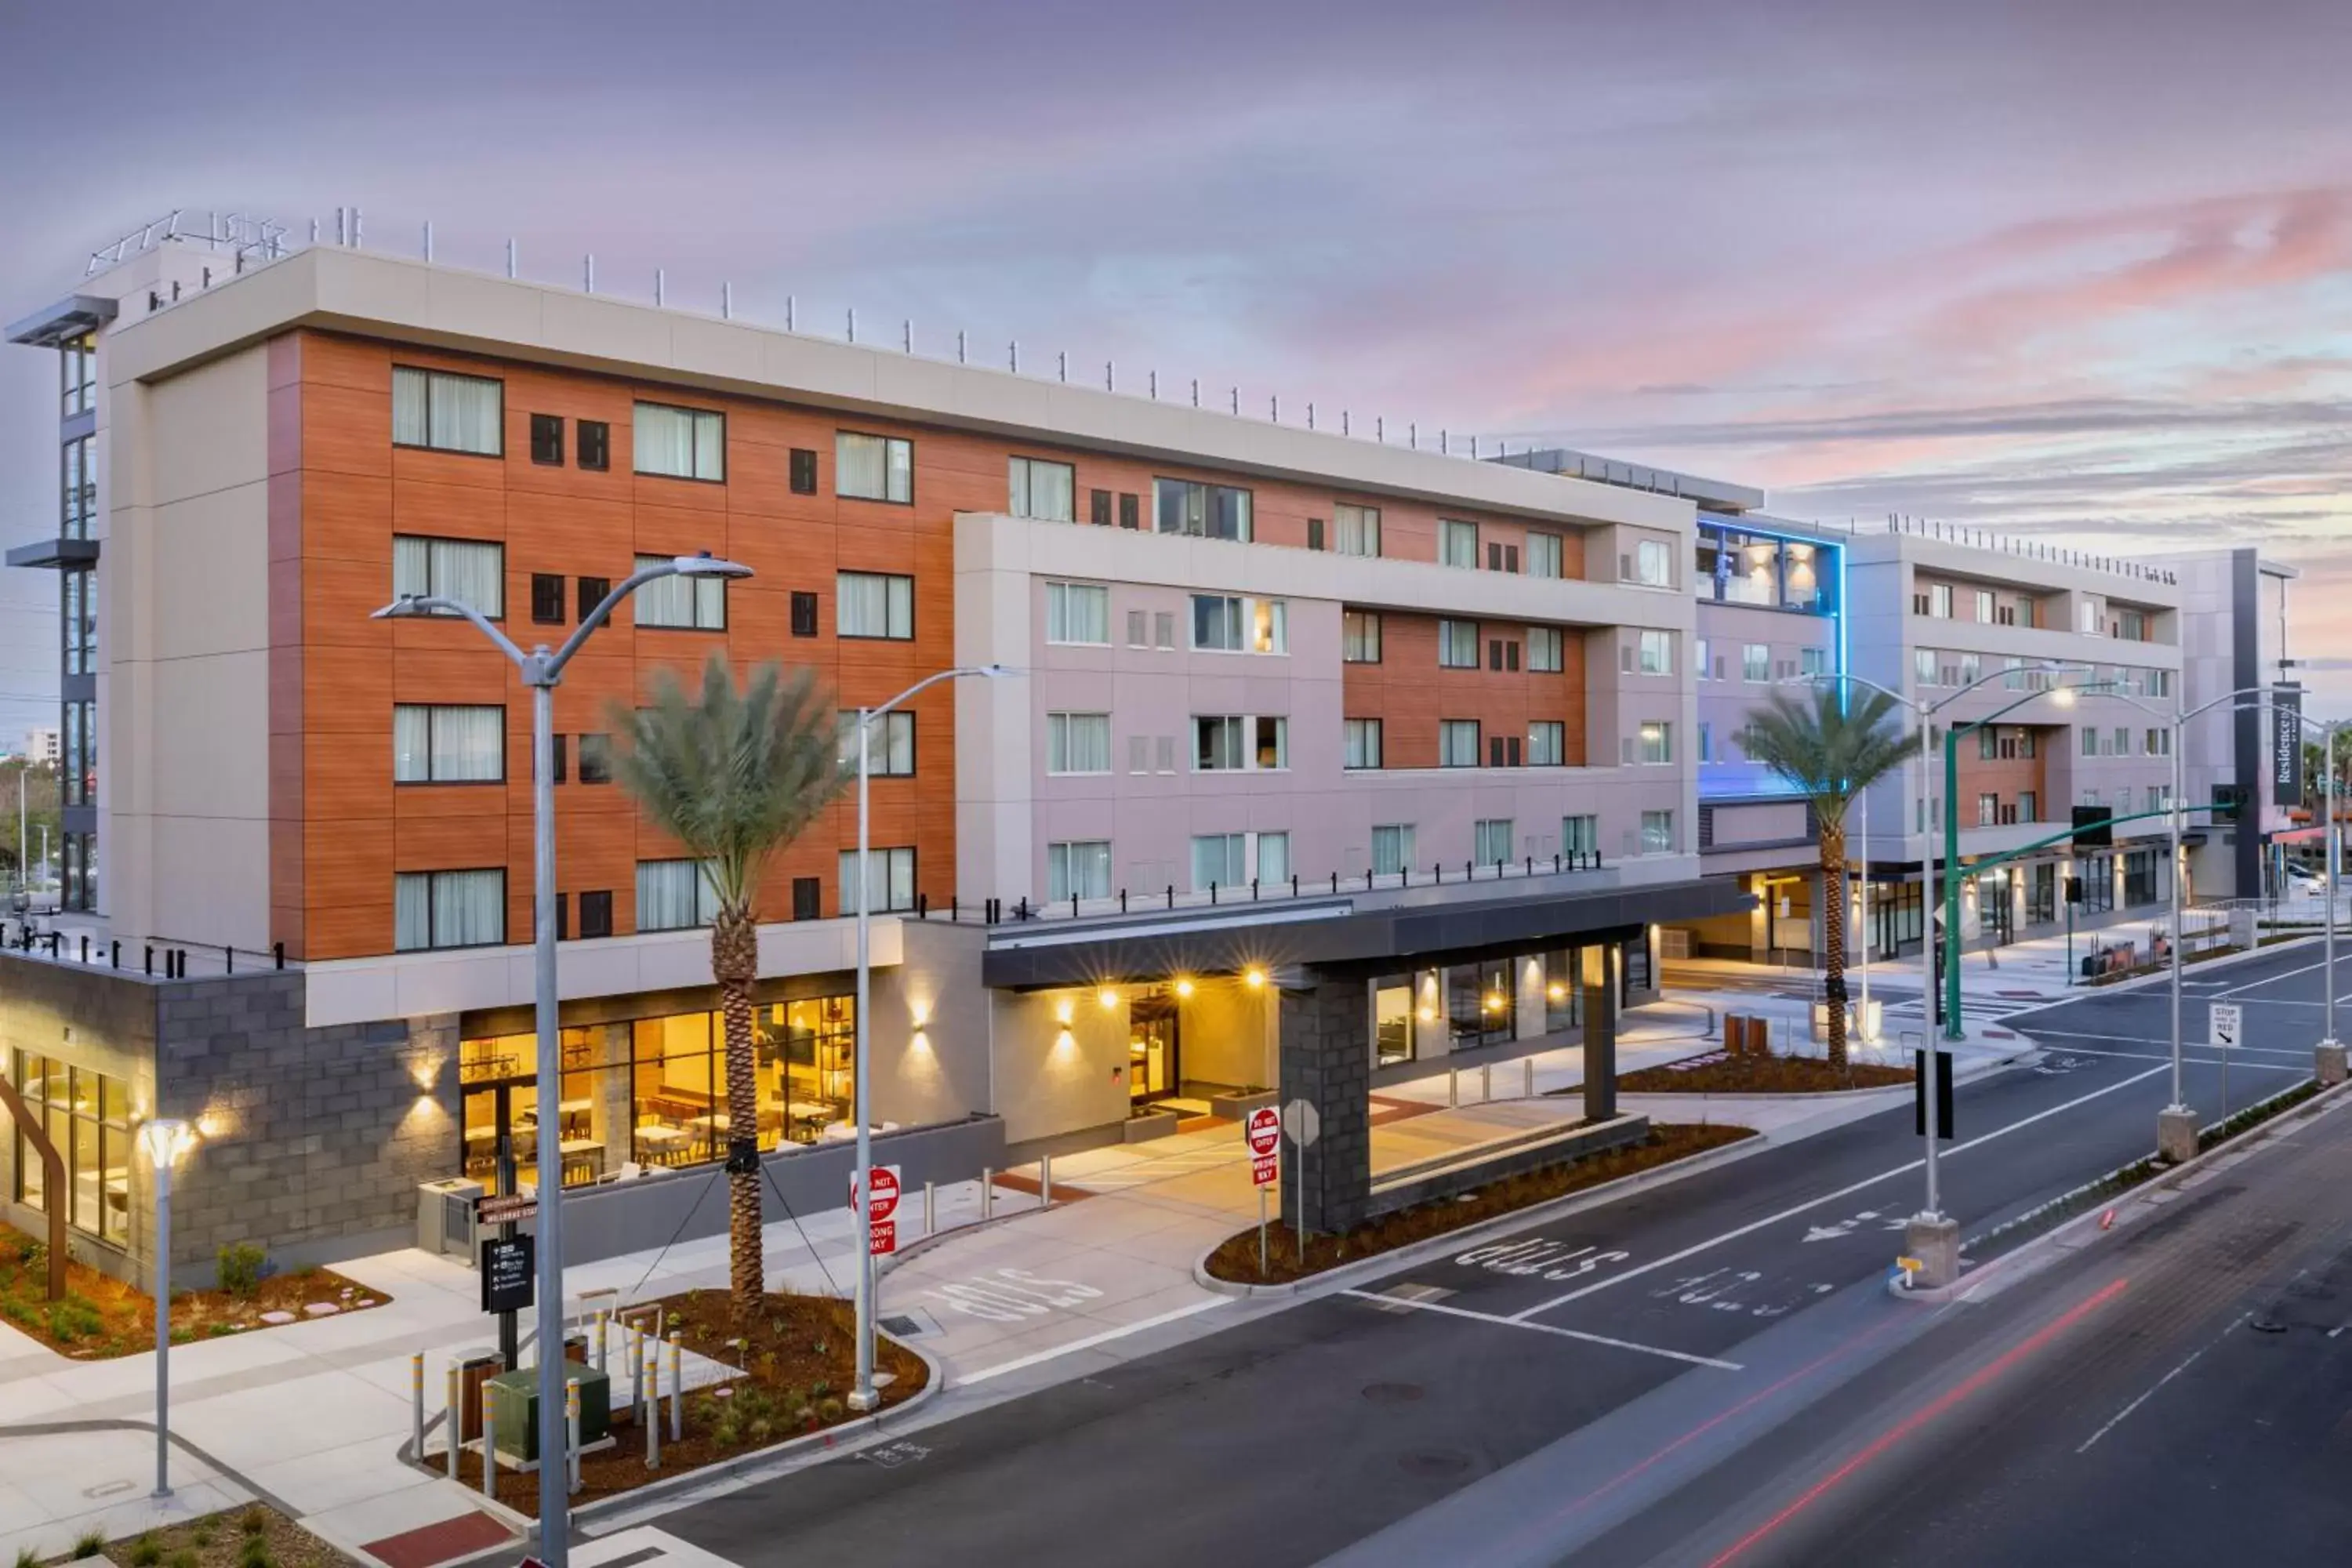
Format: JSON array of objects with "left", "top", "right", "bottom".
[
  {"left": 1244, "top": 1107, "right": 1282, "bottom": 1276},
  {"left": 481, "top": 1234, "right": 535, "bottom": 1316},
  {"left": 851, "top": 1163, "right": 902, "bottom": 1258},
  {"left": 2211, "top": 1002, "right": 2241, "bottom": 1119}
]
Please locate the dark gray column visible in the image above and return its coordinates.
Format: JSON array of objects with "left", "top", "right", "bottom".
[
  {"left": 1276, "top": 977, "right": 1372, "bottom": 1233},
  {"left": 1582, "top": 942, "right": 1622, "bottom": 1123}
]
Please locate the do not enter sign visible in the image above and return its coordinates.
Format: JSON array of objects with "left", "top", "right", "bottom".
[
  {"left": 1244, "top": 1106, "right": 1281, "bottom": 1187},
  {"left": 850, "top": 1164, "right": 902, "bottom": 1255}
]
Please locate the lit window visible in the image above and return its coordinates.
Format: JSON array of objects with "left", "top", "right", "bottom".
[
  {"left": 835, "top": 431, "right": 912, "bottom": 503},
  {"left": 394, "top": 367, "right": 503, "bottom": 456}
]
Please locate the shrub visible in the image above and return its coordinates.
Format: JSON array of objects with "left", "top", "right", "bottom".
[
  {"left": 817, "top": 1396, "right": 844, "bottom": 1423},
  {"left": 239, "top": 1508, "right": 268, "bottom": 1538},
  {"left": 712, "top": 1417, "right": 741, "bottom": 1449},
  {"left": 217, "top": 1243, "right": 267, "bottom": 1299},
  {"left": 72, "top": 1529, "right": 107, "bottom": 1559},
  {"left": 15, "top": 1545, "right": 40, "bottom": 1568},
  {"left": 167, "top": 1552, "right": 198, "bottom": 1568},
  {"left": 130, "top": 1533, "right": 162, "bottom": 1566}
]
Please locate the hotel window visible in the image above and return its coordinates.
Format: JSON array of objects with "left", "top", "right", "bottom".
[
  {"left": 1562, "top": 815, "right": 1599, "bottom": 858},
  {"left": 578, "top": 575, "right": 612, "bottom": 622},
  {"left": 1372, "top": 824, "right": 1416, "bottom": 877},
  {"left": 840, "top": 571, "right": 916, "bottom": 640},
  {"left": 1254, "top": 716, "right": 1289, "bottom": 770},
  {"left": 530, "top": 414, "right": 564, "bottom": 466},
  {"left": 1928, "top": 583, "right": 1953, "bottom": 618},
  {"left": 1153, "top": 611, "right": 1176, "bottom": 649},
  {"left": 1048, "top": 840, "right": 1112, "bottom": 902},
  {"left": 1698, "top": 722, "right": 1713, "bottom": 764},
  {"left": 1256, "top": 831, "right": 1291, "bottom": 884},
  {"left": 833, "top": 431, "right": 910, "bottom": 502},
  {"left": 1154, "top": 478, "right": 1252, "bottom": 541},
  {"left": 1044, "top": 581, "right": 1109, "bottom": 644},
  {"left": 1527, "top": 626, "right": 1564, "bottom": 673},
  {"left": 1440, "top": 520, "right": 1478, "bottom": 568},
  {"left": 393, "top": 367, "right": 504, "bottom": 456},
  {"left": 1530, "top": 719, "right": 1565, "bottom": 765},
  {"left": 394, "top": 535, "right": 504, "bottom": 618},
  {"left": 1743, "top": 644, "right": 1769, "bottom": 683},
  {"left": 1474, "top": 818, "right": 1515, "bottom": 865},
  {"left": 1635, "top": 538, "right": 1672, "bottom": 587},
  {"left": 395, "top": 869, "right": 506, "bottom": 950},
  {"left": 1343, "top": 610, "right": 1382, "bottom": 663},
  {"left": 791, "top": 591, "right": 819, "bottom": 637},
  {"left": 1008, "top": 456, "right": 1076, "bottom": 521},
  {"left": 1120, "top": 492, "right": 1140, "bottom": 529},
  {"left": 9, "top": 1053, "right": 130, "bottom": 1243},
  {"left": 531, "top": 573, "right": 565, "bottom": 625},
  {"left": 577, "top": 420, "right": 610, "bottom": 470},
  {"left": 1439, "top": 720, "right": 1480, "bottom": 768},
  {"left": 1192, "top": 593, "right": 1245, "bottom": 652},
  {"left": 1091, "top": 488, "right": 1113, "bottom": 526},
  {"left": 1439, "top": 619, "right": 1480, "bottom": 669},
  {"left": 636, "top": 858, "right": 720, "bottom": 931},
  {"left": 2147, "top": 669, "right": 2172, "bottom": 699},
  {"left": 1253, "top": 599, "right": 1288, "bottom": 654},
  {"left": 792, "top": 878, "right": 822, "bottom": 921},
  {"left": 635, "top": 554, "right": 728, "bottom": 630},
  {"left": 579, "top": 890, "right": 614, "bottom": 938},
  {"left": 628, "top": 402, "right": 725, "bottom": 481},
  {"left": 2020, "top": 791, "right": 2038, "bottom": 822},
  {"left": 1978, "top": 793, "right": 1998, "bottom": 827},
  {"left": 1335, "top": 503, "right": 1381, "bottom": 557},
  {"left": 394, "top": 705, "right": 505, "bottom": 782},
  {"left": 61, "top": 332, "right": 97, "bottom": 418},
  {"left": 1640, "top": 810, "right": 1675, "bottom": 853},
  {"left": 1345, "top": 718, "right": 1384, "bottom": 769},
  {"left": 1126, "top": 608, "right": 1148, "bottom": 648},
  {"left": 61, "top": 434, "right": 96, "bottom": 540},
  {"left": 1915, "top": 648, "right": 1940, "bottom": 688},
  {"left": 1694, "top": 637, "right": 1711, "bottom": 681},
  {"left": 2146, "top": 728, "right": 2172, "bottom": 757},
  {"left": 1639, "top": 721, "right": 1672, "bottom": 764},
  {"left": 1194, "top": 715, "right": 1247, "bottom": 771},
  {"left": 789, "top": 448, "right": 819, "bottom": 494},
  {"left": 1488, "top": 637, "right": 1519, "bottom": 673},
  {"left": 1486, "top": 541, "right": 1520, "bottom": 573},
  {"left": 1973, "top": 588, "right": 1994, "bottom": 623},
  {"left": 61, "top": 568, "right": 94, "bottom": 677},
  {"left": 1639, "top": 630, "right": 1674, "bottom": 676},
  {"left": 1047, "top": 712, "right": 1112, "bottom": 775},
  {"left": 1526, "top": 532, "right": 1564, "bottom": 579},
  {"left": 1191, "top": 833, "right": 1247, "bottom": 891},
  {"left": 839, "top": 848, "right": 917, "bottom": 914},
  {"left": 61, "top": 699, "right": 93, "bottom": 807},
  {"left": 839, "top": 710, "right": 915, "bottom": 776},
  {"left": 1488, "top": 733, "right": 1523, "bottom": 768}
]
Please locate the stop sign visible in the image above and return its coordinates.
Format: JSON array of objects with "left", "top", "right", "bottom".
[
  {"left": 1245, "top": 1106, "right": 1281, "bottom": 1158},
  {"left": 850, "top": 1164, "right": 902, "bottom": 1222}
]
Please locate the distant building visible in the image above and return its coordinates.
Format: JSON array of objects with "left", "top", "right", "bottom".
[{"left": 23, "top": 728, "right": 57, "bottom": 765}]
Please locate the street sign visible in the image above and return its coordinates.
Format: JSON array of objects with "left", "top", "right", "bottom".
[
  {"left": 1245, "top": 1106, "right": 1281, "bottom": 1187},
  {"left": 850, "top": 1164, "right": 902, "bottom": 1256},
  {"left": 481, "top": 1234, "right": 534, "bottom": 1314},
  {"left": 1280, "top": 1098, "right": 1320, "bottom": 1149},
  {"left": 2210, "top": 1002, "right": 2242, "bottom": 1050},
  {"left": 474, "top": 1192, "right": 537, "bottom": 1227},
  {"left": 869, "top": 1219, "right": 897, "bottom": 1256}
]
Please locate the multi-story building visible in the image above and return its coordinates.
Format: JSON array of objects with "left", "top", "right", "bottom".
[
  {"left": 0, "top": 225, "right": 1744, "bottom": 1284},
  {"left": 2172, "top": 547, "right": 2302, "bottom": 898},
  {"left": 23, "top": 728, "right": 60, "bottom": 767}
]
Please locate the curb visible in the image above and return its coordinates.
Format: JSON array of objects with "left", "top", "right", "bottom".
[
  {"left": 2053, "top": 929, "right": 2317, "bottom": 1000},
  {"left": 1616, "top": 1041, "right": 2033, "bottom": 1105}
]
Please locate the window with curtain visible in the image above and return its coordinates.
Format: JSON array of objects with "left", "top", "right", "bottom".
[
  {"left": 395, "top": 869, "right": 506, "bottom": 950},
  {"left": 1639, "top": 721, "right": 1673, "bottom": 764},
  {"left": 1640, "top": 811, "right": 1675, "bottom": 853},
  {"left": 1048, "top": 840, "right": 1112, "bottom": 902},
  {"left": 1044, "top": 581, "right": 1109, "bottom": 644},
  {"left": 1474, "top": 818, "right": 1515, "bottom": 864},
  {"left": 1562, "top": 815, "right": 1598, "bottom": 856},
  {"left": 633, "top": 402, "right": 726, "bottom": 481},
  {"left": 1439, "top": 720, "right": 1479, "bottom": 768},
  {"left": 1371, "top": 823, "right": 1416, "bottom": 877},
  {"left": 637, "top": 858, "right": 720, "bottom": 931},
  {"left": 1190, "top": 833, "right": 1247, "bottom": 890},
  {"left": 1047, "top": 713, "right": 1112, "bottom": 774},
  {"left": 393, "top": 535, "right": 505, "bottom": 618},
  {"left": 1526, "top": 532, "right": 1564, "bottom": 579},
  {"left": 1334, "top": 503, "right": 1381, "bottom": 557},
  {"left": 1193, "top": 715, "right": 1245, "bottom": 771},
  {"left": 630, "top": 555, "right": 727, "bottom": 629},
  {"left": 1191, "top": 594, "right": 1244, "bottom": 652},
  {"left": 394, "top": 705, "right": 505, "bottom": 782},
  {"left": 837, "top": 710, "right": 915, "bottom": 776},
  {"left": 1254, "top": 716, "right": 1288, "bottom": 770},
  {"left": 1528, "top": 721, "right": 1565, "bottom": 767},
  {"left": 838, "top": 847, "right": 916, "bottom": 913},
  {"left": 1345, "top": 718, "right": 1383, "bottom": 769},
  {"left": 393, "top": 367, "right": 504, "bottom": 456},
  {"left": 1252, "top": 599, "right": 1288, "bottom": 655},
  {"left": 837, "top": 431, "right": 913, "bottom": 503},
  {"left": 1153, "top": 478, "right": 1252, "bottom": 540},
  {"left": 1635, "top": 538, "right": 1673, "bottom": 586},
  {"left": 1639, "top": 630, "right": 1674, "bottom": 675},
  {"left": 1255, "top": 831, "right": 1290, "bottom": 884},
  {"left": 839, "top": 572, "right": 915, "bottom": 639},
  {"left": 1527, "top": 626, "right": 1563, "bottom": 673},
  {"left": 1008, "top": 456, "right": 1076, "bottom": 521},
  {"left": 1439, "top": 619, "right": 1479, "bottom": 669},
  {"left": 1440, "top": 520, "right": 1478, "bottom": 568},
  {"left": 1343, "top": 611, "right": 1381, "bottom": 663}
]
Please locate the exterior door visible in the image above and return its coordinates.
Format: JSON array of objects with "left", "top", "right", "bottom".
[{"left": 1129, "top": 996, "right": 1180, "bottom": 1105}]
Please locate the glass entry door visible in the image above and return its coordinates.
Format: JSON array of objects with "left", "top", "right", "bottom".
[{"left": 1129, "top": 996, "right": 1180, "bottom": 1105}]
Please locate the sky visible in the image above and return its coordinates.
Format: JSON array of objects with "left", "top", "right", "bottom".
[{"left": 3, "top": 0, "right": 2350, "bottom": 736}]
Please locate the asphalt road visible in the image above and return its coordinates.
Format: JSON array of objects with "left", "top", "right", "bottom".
[{"left": 654, "top": 942, "right": 2339, "bottom": 1568}]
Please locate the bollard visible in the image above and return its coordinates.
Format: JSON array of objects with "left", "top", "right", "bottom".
[
  {"left": 924, "top": 1180, "right": 936, "bottom": 1237},
  {"left": 480, "top": 1383, "right": 497, "bottom": 1500},
  {"left": 1040, "top": 1153, "right": 1052, "bottom": 1208},
  {"left": 445, "top": 1363, "right": 461, "bottom": 1479},
  {"left": 1481, "top": 1063, "right": 1491, "bottom": 1102},
  {"left": 668, "top": 1332, "right": 684, "bottom": 1440},
  {"left": 593, "top": 1308, "right": 607, "bottom": 1373},
  {"left": 1525, "top": 1058, "right": 1536, "bottom": 1099},
  {"left": 566, "top": 1377, "right": 582, "bottom": 1494},
  {"left": 626, "top": 1321, "right": 643, "bottom": 1411},
  {"left": 644, "top": 1341, "right": 660, "bottom": 1468},
  {"left": 1447, "top": 1069, "right": 1458, "bottom": 1109},
  {"left": 411, "top": 1352, "right": 425, "bottom": 1461},
  {"left": 982, "top": 1167, "right": 994, "bottom": 1221}
]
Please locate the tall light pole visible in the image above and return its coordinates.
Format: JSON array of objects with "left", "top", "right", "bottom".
[
  {"left": 2284, "top": 710, "right": 2347, "bottom": 1081},
  {"left": 847, "top": 664, "right": 1013, "bottom": 1414},
  {"left": 140, "top": 1117, "right": 195, "bottom": 1499},
  {"left": 374, "top": 552, "right": 750, "bottom": 1568}
]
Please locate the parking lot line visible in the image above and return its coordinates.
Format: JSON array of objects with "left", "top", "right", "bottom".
[{"left": 1340, "top": 1288, "right": 1744, "bottom": 1370}]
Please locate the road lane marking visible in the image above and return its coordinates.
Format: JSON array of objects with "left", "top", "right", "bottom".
[
  {"left": 2075, "top": 1312, "right": 2246, "bottom": 1454},
  {"left": 1339, "top": 1287, "right": 1744, "bottom": 1370},
  {"left": 958, "top": 1298, "right": 1229, "bottom": 1385},
  {"left": 1512, "top": 1065, "right": 2170, "bottom": 1323},
  {"left": 2015, "top": 1028, "right": 2310, "bottom": 1058},
  {"left": 2216, "top": 960, "right": 2327, "bottom": 997},
  {"left": 2011, "top": 1042, "right": 2306, "bottom": 1073}
]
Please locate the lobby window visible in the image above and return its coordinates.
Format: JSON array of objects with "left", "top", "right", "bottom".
[
  {"left": 1154, "top": 478, "right": 1252, "bottom": 541},
  {"left": 395, "top": 869, "right": 507, "bottom": 950},
  {"left": 1439, "top": 619, "right": 1479, "bottom": 669},
  {"left": 394, "top": 535, "right": 504, "bottom": 618},
  {"left": 1440, "top": 519, "right": 1478, "bottom": 568},
  {"left": 840, "top": 571, "right": 916, "bottom": 640},
  {"left": 635, "top": 554, "right": 728, "bottom": 630},
  {"left": 840, "top": 710, "right": 916, "bottom": 776},
  {"left": 1194, "top": 715, "right": 1246, "bottom": 771},
  {"left": 1371, "top": 824, "right": 1416, "bottom": 877},
  {"left": 1526, "top": 532, "right": 1564, "bottom": 579},
  {"left": 1528, "top": 626, "right": 1564, "bottom": 673},
  {"left": 1639, "top": 720, "right": 1673, "bottom": 764},
  {"left": 9, "top": 1052, "right": 130, "bottom": 1243},
  {"left": 1474, "top": 818, "right": 1515, "bottom": 865},
  {"left": 1372, "top": 972, "right": 1432, "bottom": 1065},
  {"left": 1009, "top": 456, "right": 1076, "bottom": 521},
  {"left": 1048, "top": 840, "right": 1112, "bottom": 902},
  {"left": 1449, "top": 963, "right": 1516, "bottom": 1051},
  {"left": 840, "top": 847, "right": 916, "bottom": 914},
  {"left": 393, "top": 366, "right": 504, "bottom": 456},
  {"left": 1562, "top": 815, "right": 1598, "bottom": 858},
  {"left": 1345, "top": 718, "right": 1384, "bottom": 770},
  {"left": 1191, "top": 833, "right": 1247, "bottom": 891},
  {"left": 61, "top": 434, "right": 96, "bottom": 540},
  {"left": 1047, "top": 712, "right": 1112, "bottom": 775},
  {"left": 1639, "top": 630, "right": 1674, "bottom": 676},
  {"left": 635, "top": 402, "right": 726, "bottom": 481},
  {"left": 577, "top": 420, "right": 610, "bottom": 471},
  {"left": 1044, "top": 580, "right": 1109, "bottom": 644},
  {"left": 637, "top": 858, "right": 720, "bottom": 931},
  {"left": 1335, "top": 503, "right": 1381, "bottom": 557},
  {"left": 531, "top": 573, "right": 566, "bottom": 625},
  {"left": 1343, "top": 610, "right": 1382, "bottom": 663},
  {"left": 1254, "top": 716, "right": 1289, "bottom": 770},
  {"left": 1529, "top": 720, "right": 1565, "bottom": 767},
  {"left": 1439, "top": 720, "right": 1480, "bottom": 768},
  {"left": 530, "top": 414, "right": 564, "bottom": 466},
  {"left": 1634, "top": 538, "right": 1672, "bottom": 587},
  {"left": 1640, "top": 810, "right": 1675, "bottom": 853},
  {"left": 789, "top": 448, "right": 819, "bottom": 494},
  {"left": 394, "top": 704, "right": 505, "bottom": 782}
]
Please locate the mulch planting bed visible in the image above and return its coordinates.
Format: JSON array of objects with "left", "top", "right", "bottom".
[
  {"left": 492, "top": 1289, "right": 927, "bottom": 1516},
  {"left": 1204, "top": 1123, "right": 1755, "bottom": 1286},
  {"left": 44, "top": 1503, "right": 354, "bottom": 1568},
  {"left": 1615, "top": 1052, "right": 1912, "bottom": 1093},
  {"left": 0, "top": 1224, "right": 387, "bottom": 1359}
]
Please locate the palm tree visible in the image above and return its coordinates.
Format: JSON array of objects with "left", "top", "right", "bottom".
[
  {"left": 614, "top": 655, "right": 848, "bottom": 1312},
  {"left": 1737, "top": 686, "right": 1920, "bottom": 1073}
]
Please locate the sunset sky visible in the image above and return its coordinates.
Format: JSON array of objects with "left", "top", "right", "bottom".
[{"left": 3, "top": 0, "right": 2348, "bottom": 739}]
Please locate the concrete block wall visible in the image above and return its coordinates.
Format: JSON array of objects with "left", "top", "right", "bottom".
[{"left": 1277, "top": 976, "right": 1371, "bottom": 1232}]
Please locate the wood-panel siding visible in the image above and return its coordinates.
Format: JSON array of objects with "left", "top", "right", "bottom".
[{"left": 1341, "top": 612, "right": 1588, "bottom": 769}]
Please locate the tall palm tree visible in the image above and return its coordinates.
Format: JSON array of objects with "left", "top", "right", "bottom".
[
  {"left": 614, "top": 655, "right": 848, "bottom": 1312},
  {"left": 1737, "top": 686, "right": 1920, "bottom": 1072}
]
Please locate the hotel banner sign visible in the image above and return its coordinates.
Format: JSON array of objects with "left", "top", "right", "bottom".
[{"left": 2275, "top": 687, "right": 2304, "bottom": 808}]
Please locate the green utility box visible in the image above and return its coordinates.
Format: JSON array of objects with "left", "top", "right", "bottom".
[{"left": 486, "top": 1366, "right": 611, "bottom": 1464}]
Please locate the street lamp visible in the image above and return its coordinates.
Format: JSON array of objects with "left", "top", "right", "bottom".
[
  {"left": 2271, "top": 708, "right": 2347, "bottom": 1080},
  {"left": 140, "top": 1116, "right": 196, "bottom": 1498},
  {"left": 374, "top": 551, "right": 750, "bottom": 1568},
  {"left": 847, "top": 664, "right": 1014, "bottom": 1414}
]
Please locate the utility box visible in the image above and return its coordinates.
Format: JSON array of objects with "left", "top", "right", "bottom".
[
  {"left": 487, "top": 1366, "right": 611, "bottom": 1465},
  {"left": 418, "top": 1178, "right": 482, "bottom": 1258}
]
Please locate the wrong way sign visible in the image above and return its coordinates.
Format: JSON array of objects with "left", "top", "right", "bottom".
[{"left": 1244, "top": 1106, "right": 1280, "bottom": 1186}]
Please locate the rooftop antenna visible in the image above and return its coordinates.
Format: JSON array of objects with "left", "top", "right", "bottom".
[
  {"left": 722, "top": 281, "right": 732, "bottom": 320},
  {"left": 1149, "top": 370, "right": 1158, "bottom": 400},
  {"left": 310, "top": 217, "right": 320, "bottom": 245},
  {"left": 1377, "top": 416, "right": 1385, "bottom": 443},
  {"left": 506, "top": 238, "right": 517, "bottom": 279},
  {"left": 1230, "top": 387, "right": 1239, "bottom": 415},
  {"left": 1307, "top": 402, "right": 1316, "bottom": 431},
  {"left": 1191, "top": 379, "right": 1200, "bottom": 408},
  {"left": 1342, "top": 410, "right": 1350, "bottom": 437},
  {"left": 584, "top": 253, "right": 595, "bottom": 294},
  {"left": 1410, "top": 422, "right": 1418, "bottom": 450},
  {"left": 1271, "top": 394, "right": 1279, "bottom": 423},
  {"left": 352, "top": 207, "right": 362, "bottom": 247}
]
